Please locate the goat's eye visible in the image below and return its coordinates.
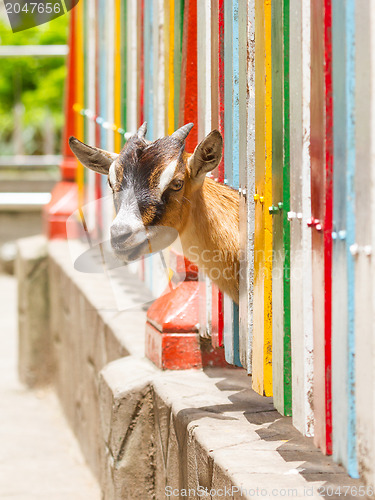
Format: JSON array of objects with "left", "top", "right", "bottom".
[{"left": 170, "top": 179, "right": 184, "bottom": 191}]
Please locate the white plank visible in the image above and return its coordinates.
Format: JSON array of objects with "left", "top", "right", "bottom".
[
  {"left": 86, "top": 0, "right": 97, "bottom": 232},
  {"left": 355, "top": 0, "right": 375, "bottom": 486},
  {"left": 153, "top": 0, "right": 165, "bottom": 139},
  {"left": 126, "top": 0, "right": 138, "bottom": 134},
  {"left": 289, "top": 0, "right": 314, "bottom": 436},
  {"left": 197, "top": 0, "right": 212, "bottom": 140},
  {"left": 197, "top": 0, "right": 212, "bottom": 338},
  {"left": 238, "top": 0, "right": 254, "bottom": 372}
]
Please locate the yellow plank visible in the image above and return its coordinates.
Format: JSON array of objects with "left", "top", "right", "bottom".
[
  {"left": 164, "top": 0, "right": 175, "bottom": 135},
  {"left": 164, "top": 0, "right": 169, "bottom": 134},
  {"left": 252, "top": 0, "right": 273, "bottom": 396},
  {"left": 263, "top": 0, "right": 273, "bottom": 396},
  {"left": 75, "top": 0, "right": 85, "bottom": 205},
  {"left": 252, "top": 0, "right": 265, "bottom": 394},
  {"left": 114, "top": 0, "right": 122, "bottom": 153}
]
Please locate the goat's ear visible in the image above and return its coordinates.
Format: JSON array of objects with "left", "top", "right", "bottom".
[
  {"left": 69, "top": 136, "right": 118, "bottom": 175},
  {"left": 188, "top": 130, "right": 223, "bottom": 184}
]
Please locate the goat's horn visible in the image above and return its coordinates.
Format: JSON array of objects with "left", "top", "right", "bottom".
[
  {"left": 171, "top": 123, "right": 194, "bottom": 142},
  {"left": 136, "top": 122, "right": 147, "bottom": 139}
]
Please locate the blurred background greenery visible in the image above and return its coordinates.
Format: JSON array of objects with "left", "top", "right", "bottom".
[{"left": 0, "top": 14, "right": 68, "bottom": 155}]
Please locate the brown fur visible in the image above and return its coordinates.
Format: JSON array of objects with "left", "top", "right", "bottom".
[{"left": 178, "top": 177, "right": 240, "bottom": 303}]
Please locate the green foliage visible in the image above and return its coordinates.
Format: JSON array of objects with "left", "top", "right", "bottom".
[{"left": 0, "top": 14, "right": 68, "bottom": 154}]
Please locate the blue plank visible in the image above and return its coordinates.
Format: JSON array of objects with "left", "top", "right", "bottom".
[
  {"left": 345, "top": 0, "right": 358, "bottom": 478},
  {"left": 332, "top": 0, "right": 348, "bottom": 466},
  {"left": 223, "top": 0, "right": 241, "bottom": 368},
  {"left": 232, "top": 0, "right": 239, "bottom": 190},
  {"left": 332, "top": 0, "right": 358, "bottom": 477},
  {"left": 224, "top": 0, "right": 233, "bottom": 186},
  {"left": 231, "top": 0, "right": 241, "bottom": 367},
  {"left": 144, "top": 0, "right": 154, "bottom": 140},
  {"left": 142, "top": 0, "right": 154, "bottom": 291}
]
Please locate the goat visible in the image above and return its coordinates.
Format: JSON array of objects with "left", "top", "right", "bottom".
[{"left": 69, "top": 123, "right": 240, "bottom": 302}]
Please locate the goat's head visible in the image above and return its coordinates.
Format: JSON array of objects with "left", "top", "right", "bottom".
[{"left": 69, "top": 123, "right": 223, "bottom": 261}]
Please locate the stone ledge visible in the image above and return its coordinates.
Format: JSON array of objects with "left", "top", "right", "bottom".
[
  {"left": 99, "top": 356, "right": 367, "bottom": 499},
  {"left": 43, "top": 240, "right": 370, "bottom": 499}
]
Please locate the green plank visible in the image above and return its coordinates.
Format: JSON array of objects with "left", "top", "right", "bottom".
[
  {"left": 271, "top": 0, "right": 285, "bottom": 414},
  {"left": 283, "top": 0, "right": 292, "bottom": 416},
  {"left": 121, "top": 0, "right": 127, "bottom": 147},
  {"left": 173, "top": 0, "right": 184, "bottom": 129}
]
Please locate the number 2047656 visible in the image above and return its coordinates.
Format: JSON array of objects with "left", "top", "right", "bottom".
[{"left": 5, "top": 2, "right": 62, "bottom": 14}]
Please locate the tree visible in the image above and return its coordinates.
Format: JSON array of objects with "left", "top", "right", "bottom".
[{"left": 0, "top": 14, "right": 68, "bottom": 154}]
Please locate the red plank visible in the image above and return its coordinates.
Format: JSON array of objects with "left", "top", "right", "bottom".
[
  {"left": 324, "top": 0, "right": 333, "bottom": 456},
  {"left": 216, "top": 0, "right": 225, "bottom": 344},
  {"left": 217, "top": 0, "right": 225, "bottom": 182},
  {"left": 310, "top": 0, "right": 332, "bottom": 455},
  {"left": 179, "top": 0, "right": 198, "bottom": 152},
  {"left": 62, "top": 4, "right": 77, "bottom": 160}
]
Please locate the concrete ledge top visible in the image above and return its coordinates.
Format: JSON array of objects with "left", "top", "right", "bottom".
[{"left": 101, "top": 356, "right": 367, "bottom": 499}]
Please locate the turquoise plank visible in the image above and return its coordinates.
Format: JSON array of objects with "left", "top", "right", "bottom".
[
  {"left": 143, "top": 0, "right": 154, "bottom": 291},
  {"left": 224, "top": 0, "right": 233, "bottom": 186},
  {"left": 223, "top": 0, "right": 241, "bottom": 367},
  {"left": 332, "top": 0, "right": 358, "bottom": 477},
  {"left": 144, "top": 0, "right": 154, "bottom": 140},
  {"left": 232, "top": 0, "right": 239, "bottom": 190},
  {"left": 332, "top": 0, "right": 348, "bottom": 467},
  {"left": 223, "top": 0, "right": 233, "bottom": 364},
  {"left": 345, "top": 0, "right": 358, "bottom": 478},
  {"left": 231, "top": 0, "right": 241, "bottom": 367}
]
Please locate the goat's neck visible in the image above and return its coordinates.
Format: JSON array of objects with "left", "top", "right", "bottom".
[{"left": 180, "top": 177, "right": 240, "bottom": 302}]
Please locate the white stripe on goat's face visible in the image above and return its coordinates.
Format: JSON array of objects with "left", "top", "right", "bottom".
[
  {"left": 110, "top": 187, "right": 149, "bottom": 261},
  {"left": 158, "top": 159, "right": 178, "bottom": 194},
  {"left": 108, "top": 160, "right": 117, "bottom": 189}
]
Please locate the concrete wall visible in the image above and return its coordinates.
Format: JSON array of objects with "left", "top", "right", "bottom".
[
  {"left": 17, "top": 237, "right": 370, "bottom": 500},
  {"left": 17, "top": 235, "right": 53, "bottom": 387}
]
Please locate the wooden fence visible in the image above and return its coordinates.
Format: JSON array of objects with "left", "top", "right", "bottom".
[{"left": 67, "top": 0, "right": 375, "bottom": 486}]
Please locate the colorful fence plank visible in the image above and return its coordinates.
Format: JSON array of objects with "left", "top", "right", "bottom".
[
  {"left": 153, "top": 0, "right": 165, "bottom": 139},
  {"left": 253, "top": 0, "right": 273, "bottom": 397},
  {"left": 197, "top": 0, "right": 212, "bottom": 340},
  {"left": 126, "top": 0, "right": 138, "bottom": 134},
  {"left": 271, "top": 0, "right": 291, "bottom": 416},
  {"left": 289, "top": 0, "right": 314, "bottom": 436},
  {"left": 332, "top": 0, "right": 358, "bottom": 475},
  {"left": 210, "top": 0, "right": 225, "bottom": 349},
  {"left": 310, "top": 0, "right": 333, "bottom": 456},
  {"left": 355, "top": 0, "right": 374, "bottom": 487},
  {"left": 238, "top": 0, "right": 254, "bottom": 373},
  {"left": 222, "top": 0, "right": 241, "bottom": 367}
]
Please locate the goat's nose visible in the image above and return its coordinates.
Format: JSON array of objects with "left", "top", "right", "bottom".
[{"left": 110, "top": 227, "right": 132, "bottom": 248}]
